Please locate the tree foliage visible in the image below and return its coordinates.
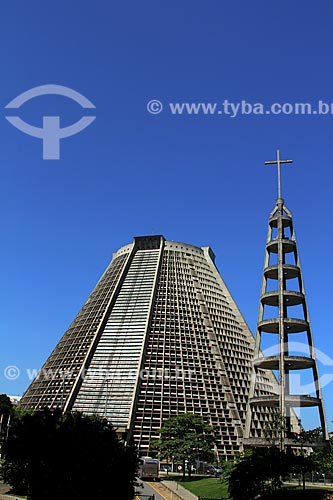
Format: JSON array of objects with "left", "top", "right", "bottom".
[
  {"left": 226, "top": 447, "right": 292, "bottom": 500},
  {"left": 226, "top": 428, "right": 332, "bottom": 500},
  {"left": 311, "top": 435, "right": 333, "bottom": 473},
  {"left": 151, "top": 413, "right": 216, "bottom": 478},
  {"left": 0, "top": 394, "right": 13, "bottom": 436},
  {"left": 1, "top": 408, "right": 138, "bottom": 500},
  {"left": 0, "top": 394, "right": 13, "bottom": 415}
]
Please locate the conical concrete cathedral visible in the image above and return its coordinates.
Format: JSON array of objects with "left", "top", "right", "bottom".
[{"left": 21, "top": 235, "right": 279, "bottom": 458}]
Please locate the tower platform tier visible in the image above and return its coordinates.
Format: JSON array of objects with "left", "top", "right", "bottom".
[
  {"left": 264, "top": 264, "right": 300, "bottom": 280},
  {"left": 266, "top": 239, "right": 296, "bottom": 254},
  {"left": 253, "top": 355, "right": 314, "bottom": 370},
  {"left": 243, "top": 437, "right": 327, "bottom": 448},
  {"left": 261, "top": 290, "right": 304, "bottom": 307},
  {"left": 258, "top": 318, "right": 309, "bottom": 333},
  {"left": 249, "top": 395, "right": 321, "bottom": 408},
  {"left": 269, "top": 214, "right": 293, "bottom": 228}
]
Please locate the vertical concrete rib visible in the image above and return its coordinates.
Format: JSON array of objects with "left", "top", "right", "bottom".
[{"left": 277, "top": 198, "right": 286, "bottom": 450}]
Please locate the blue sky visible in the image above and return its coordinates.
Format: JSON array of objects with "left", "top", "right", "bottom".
[{"left": 0, "top": 1, "right": 332, "bottom": 431}]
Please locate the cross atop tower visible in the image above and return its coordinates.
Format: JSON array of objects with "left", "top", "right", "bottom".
[{"left": 265, "top": 149, "right": 293, "bottom": 200}]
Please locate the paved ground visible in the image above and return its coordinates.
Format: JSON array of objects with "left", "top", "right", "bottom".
[
  {"left": 285, "top": 481, "right": 333, "bottom": 489},
  {"left": 163, "top": 481, "right": 197, "bottom": 500},
  {"left": 0, "top": 483, "right": 22, "bottom": 500},
  {"left": 142, "top": 480, "right": 197, "bottom": 500},
  {"left": 136, "top": 480, "right": 166, "bottom": 500}
]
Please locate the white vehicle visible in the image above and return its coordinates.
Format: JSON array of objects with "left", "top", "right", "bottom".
[{"left": 138, "top": 456, "right": 159, "bottom": 481}]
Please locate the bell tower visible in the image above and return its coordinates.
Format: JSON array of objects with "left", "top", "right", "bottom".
[{"left": 244, "top": 150, "right": 328, "bottom": 449}]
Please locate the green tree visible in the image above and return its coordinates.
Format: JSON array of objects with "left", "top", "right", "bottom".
[
  {"left": 310, "top": 434, "right": 333, "bottom": 474},
  {"left": 0, "top": 394, "right": 13, "bottom": 415},
  {"left": 227, "top": 426, "right": 327, "bottom": 499},
  {"left": 152, "top": 413, "right": 216, "bottom": 479},
  {"left": 263, "top": 412, "right": 288, "bottom": 450},
  {"left": 0, "top": 395, "right": 13, "bottom": 453},
  {"left": 1, "top": 408, "right": 138, "bottom": 500},
  {"left": 0, "top": 394, "right": 13, "bottom": 431},
  {"left": 290, "top": 427, "right": 324, "bottom": 490},
  {"left": 226, "top": 447, "right": 291, "bottom": 500}
]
